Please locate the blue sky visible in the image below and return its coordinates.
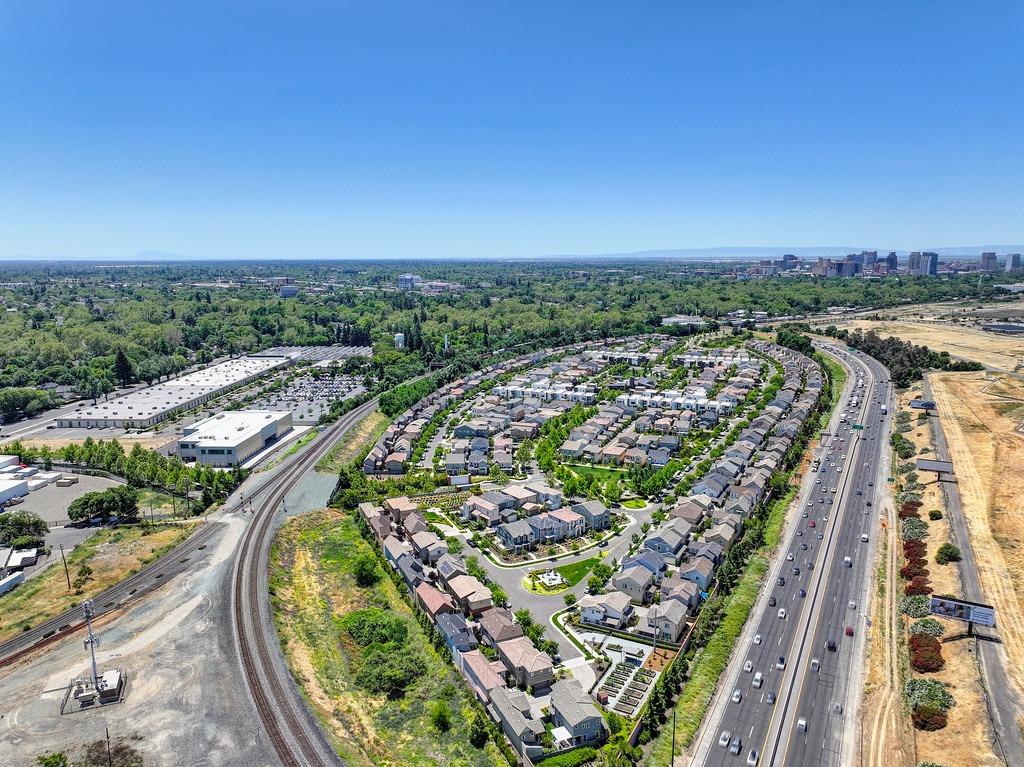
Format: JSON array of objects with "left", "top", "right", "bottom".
[{"left": 1, "top": 1, "right": 1021, "bottom": 260}]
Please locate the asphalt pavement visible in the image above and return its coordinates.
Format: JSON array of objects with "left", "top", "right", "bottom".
[{"left": 693, "top": 344, "right": 892, "bottom": 767}]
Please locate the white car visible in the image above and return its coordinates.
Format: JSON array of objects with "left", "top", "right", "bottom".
[
  {"left": 732, "top": 689, "right": 743, "bottom": 704},
  {"left": 753, "top": 633, "right": 763, "bottom": 645},
  {"left": 744, "top": 660, "right": 753, "bottom": 672},
  {"left": 787, "top": 552, "right": 794, "bottom": 561},
  {"left": 777, "top": 608, "right": 787, "bottom": 619},
  {"left": 719, "top": 730, "right": 731, "bottom": 748},
  {"left": 849, "top": 600, "right": 857, "bottom": 610}
]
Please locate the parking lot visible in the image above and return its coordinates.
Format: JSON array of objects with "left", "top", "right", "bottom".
[
  {"left": 3, "top": 473, "right": 121, "bottom": 580},
  {"left": 249, "top": 372, "right": 365, "bottom": 423}
]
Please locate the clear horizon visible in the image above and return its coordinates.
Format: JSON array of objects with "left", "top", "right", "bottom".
[{"left": 1, "top": 2, "right": 1021, "bottom": 260}]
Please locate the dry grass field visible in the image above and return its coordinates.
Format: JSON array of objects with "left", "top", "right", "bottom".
[
  {"left": 904, "top": 388, "right": 1002, "bottom": 767},
  {"left": 0, "top": 522, "right": 194, "bottom": 642},
  {"left": 841, "top": 320, "right": 1024, "bottom": 373},
  {"left": 930, "top": 371, "right": 1024, "bottom": 699}
]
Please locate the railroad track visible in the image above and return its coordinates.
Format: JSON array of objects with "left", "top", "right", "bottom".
[
  {"left": 0, "top": 517, "right": 223, "bottom": 668},
  {"left": 0, "top": 412, "right": 348, "bottom": 669},
  {"left": 230, "top": 398, "right": 378, "bottom": 767}
]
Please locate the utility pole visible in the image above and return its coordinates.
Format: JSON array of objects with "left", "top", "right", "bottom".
[
  {"left": 59, "top": 544, "right": 71, "bottom": 591},
  {"left": 105, "top": 726, "right": 113, "bottom": 767}
]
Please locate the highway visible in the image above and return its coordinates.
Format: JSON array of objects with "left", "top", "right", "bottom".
[{"left": 693, "top": 343, "right": 892, "bottom": 767}]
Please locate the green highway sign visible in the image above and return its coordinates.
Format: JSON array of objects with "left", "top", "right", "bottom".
[{"left": 853, "top": 424, "right": 864, "bottom": 431}]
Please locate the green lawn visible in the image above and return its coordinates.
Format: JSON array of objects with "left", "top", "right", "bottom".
[
  {"left": 555, "top": 556, "right": 602, "bottom": 586},
  {"left": 622, "top": 498, "right": 646, "bottom": 509},
  {"left": 564, "top": 463, "right": 628, "bottom": 481}
]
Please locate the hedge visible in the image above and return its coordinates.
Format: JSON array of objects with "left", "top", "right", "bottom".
[
  {"left": 910, "top": 634, "right": 944, "bottom": 673},
  {"left": 905, "top": 678, "right": 956, "bottom": 712},
  {"left": 910, "top": 618, "right": 945, "bottom": 638},
  {"left": 900, "top": 595, "right": 932, "bottom": 617},
  {"left": 534, "top": 747, "right": 597, "bottom": 767},
  {"left": 912, "top": 705, "right": 948, "bottom": 731}
]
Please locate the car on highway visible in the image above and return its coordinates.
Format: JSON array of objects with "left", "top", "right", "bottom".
[
  {"left": 744, "top": 660, "right": 753, "bottom": 672},
  {"left": 777, "top": 608, "right": 786, "bottom": 619},
  {"left": 796, "top": 530, "right": 803, "bottom": 537},
  {"left": 798, "top": 588, "right": 806, "bottom": 598},
  {"left": 797, "top": 717, "right": 808, "bottom": 732},
  {"left": 810, "top": 658, "right": 820, "bottom": 672},
  {"left": 752, "top": 671, "right": 763, "bottom": 688},
  {"left": 793, "top": 567, "right": 800, "bottom": 576},
  {"left": 807, "top": 561, "right": 814, "bottom": 570},
  {"left": 768, "top": 596, "right": 777, "bottom": 607},
  {"left": 776, "top": 656, "right": 786, "bottom": 669},
  {"left": 826, "top": 639, "right": 837, "bottom": 651},
  {"left": 730, "top": 736, "right": 742, "bottom": 755},
  {"left": 732, "top": 689, "right": 743, "bottom": 704},
  {"left": 787, "top": 552, "right": 794, "bottom": 561},
  {"left": 753, "top": 633, "right": 762, "bottom": 645},
  {"left": 808, "top": 520, "right": 816, "bottom": 528},
  {"left": 747, "top": 748, "right": 760, "bottom": 766},
  {"left": 817, "top": 532, "right": 824, "bottom": 539},
  {"left": 765, "top": 691, "right": 776, "bottom": 705},
  {"left": 846, "top": 626, "right": 855, "bottom": 636},
  {"left": 800, "top": 542, "right": 808, "bottom": 550},
  {"left": 849, "top": 600, "right": 857, "bottom": 610},
  {"left": 719, "top": 730, "right": 731, "bottom": 748}
]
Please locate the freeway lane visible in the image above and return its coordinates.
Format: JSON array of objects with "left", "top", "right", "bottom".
[
  {"left": 695, "top": 345, "right": 890, "bottom": 767},
  {"left": 777, "top": 349, "right": 892, "bottom": 766}
]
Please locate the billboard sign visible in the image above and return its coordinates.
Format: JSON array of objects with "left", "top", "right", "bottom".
[{"left": 930, "top": 596, "right": 996, "bottom": 627}]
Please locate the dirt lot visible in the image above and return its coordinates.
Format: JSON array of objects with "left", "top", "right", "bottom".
[
  {"left": 841, "top": 320, "right": 1024, "bottom": 373},
  {"left": 903, "top": 388, "right": 1002, "bottom": 767},
  {"left": 15, "top": 434, "right": 177, "bottom": 452},
  {"left": 930, "top": 371, "right": 1024, "bottom": 697}
]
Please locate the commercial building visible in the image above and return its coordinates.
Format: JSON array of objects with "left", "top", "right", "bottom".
[
  {"left": 57, "top": 356, "right": 291, "bottom": 429},
  {"left": 177, "top": 410, "right": 293, "bottom": 467},
  {"left": 1006, "top": 253, "right": 1021, "bottom": 272},
  {"left": 397, "top": 273, "right": 422, "bottom": 290},
  {"left": 981, "top": 251, "right": 998, "bottom": 271}
]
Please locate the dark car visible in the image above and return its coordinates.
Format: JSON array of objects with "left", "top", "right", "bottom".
[
  {"left": 826, "top": 639, "right": 837, "bottom": 651},
  {"left": 768, "top": 596, "right": 777, "bottom": 607},
  {"left": 777, "top": 576, "right": 786, "bottom": 587},
  {"left": 798, "top": 588, "right": 806, "bottom": 598}
]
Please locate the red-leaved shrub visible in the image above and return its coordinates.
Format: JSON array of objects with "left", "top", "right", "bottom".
[{"left": 912, "top": 705, "right": 948, "bottom": 730}]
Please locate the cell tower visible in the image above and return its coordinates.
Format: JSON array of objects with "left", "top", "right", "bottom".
[{"left": 83, "top": 599, "right": 100, "bottom": 688}]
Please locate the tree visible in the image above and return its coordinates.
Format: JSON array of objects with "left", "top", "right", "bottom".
[
  {"left": 468, "top": 711, "right": 489, "bottom": 748},
  {"left": 352, "top": 552, "right": 380, "bottom": 586},
  {"left": 0, "top": 510, "right": 48, "bottom": 548},
  {"left": 445, "top": 536, "right": 464, "bottom": 556},
  {"left": 563, "top": 593, "right": 578, "bottom": 608},
  {"left": 113, "top": 349, "right": 134, "bottom": 386},
  {"left": 935, "top": 543, "right": 962, "bottom": 564},
  {"left": 429, "top": 700, "right": 452, "bottom": 732}
]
